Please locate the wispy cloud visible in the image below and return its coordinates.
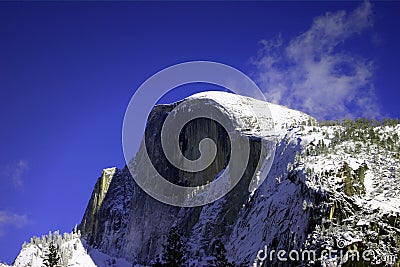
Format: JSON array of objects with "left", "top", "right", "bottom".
[
  {"left": 253, "top": 1, "right": 380, "bottom": 120},
  {"left": 0, "top": 211, "right": 28, "bottom": 237},
  {"left": 2, "top": 160, "right": 29, "bottom": 190}
]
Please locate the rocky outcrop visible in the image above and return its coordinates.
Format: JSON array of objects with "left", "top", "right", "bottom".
[{"left": 80, "top": 167, "right": 116, "bottom": 244}]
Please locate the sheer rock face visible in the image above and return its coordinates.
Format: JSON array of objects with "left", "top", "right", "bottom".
[
  {"left": 80, "top": 166, "right": 134, "bottom": 258},
  {"left": 79, "top": 92, "right": 400, "bottom": 266}
]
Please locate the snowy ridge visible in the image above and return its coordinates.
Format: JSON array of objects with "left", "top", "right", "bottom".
[
  {"left": 188, "top": 91, "right": 312, "bottom": 137},
  {"left": 1, "top": 229, "right": 131, "bottom": 267},
  {"left": 1, "top": 230, "right": 95, "bottom": 267},
  {"left": 227, "top": 121, "right": 400, "bottom": 265}
]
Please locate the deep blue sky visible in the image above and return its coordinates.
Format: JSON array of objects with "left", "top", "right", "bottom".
[{"left": 0, "top": 1, "right": 399, "bottom": 263}]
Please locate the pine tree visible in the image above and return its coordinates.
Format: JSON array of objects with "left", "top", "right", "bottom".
[
  {"left": 43, "top": 242, "right": 60, "bottom": 267},
  {"left": 161, "top": 226, "right": 186, "bottom": 267}
]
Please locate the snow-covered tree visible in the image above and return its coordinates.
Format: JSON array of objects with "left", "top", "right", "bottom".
[{"left": 43, "top": 242, "right": 60, "bottom": 267}]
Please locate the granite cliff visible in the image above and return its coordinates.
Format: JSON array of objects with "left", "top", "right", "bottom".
[{"left": 3, "top": 92, "right": 399, "bottom": 267}]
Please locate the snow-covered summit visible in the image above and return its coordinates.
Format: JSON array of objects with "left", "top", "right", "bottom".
[{"left": 187, "top": 91, "right": 313, "bottom": 136}]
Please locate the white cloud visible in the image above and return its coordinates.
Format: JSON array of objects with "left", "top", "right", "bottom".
[
  {"left": 0, "top": 211, "right": 28, "bottom": 237},
  {"left": 2, "top": 160, "right": 29, "bottom": 189},
  {"left": 253, "top": 1, "right": 380, "bottom": 119},
  {"left": 13, "top": 160, "right": 29, "bottom": 189}
]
